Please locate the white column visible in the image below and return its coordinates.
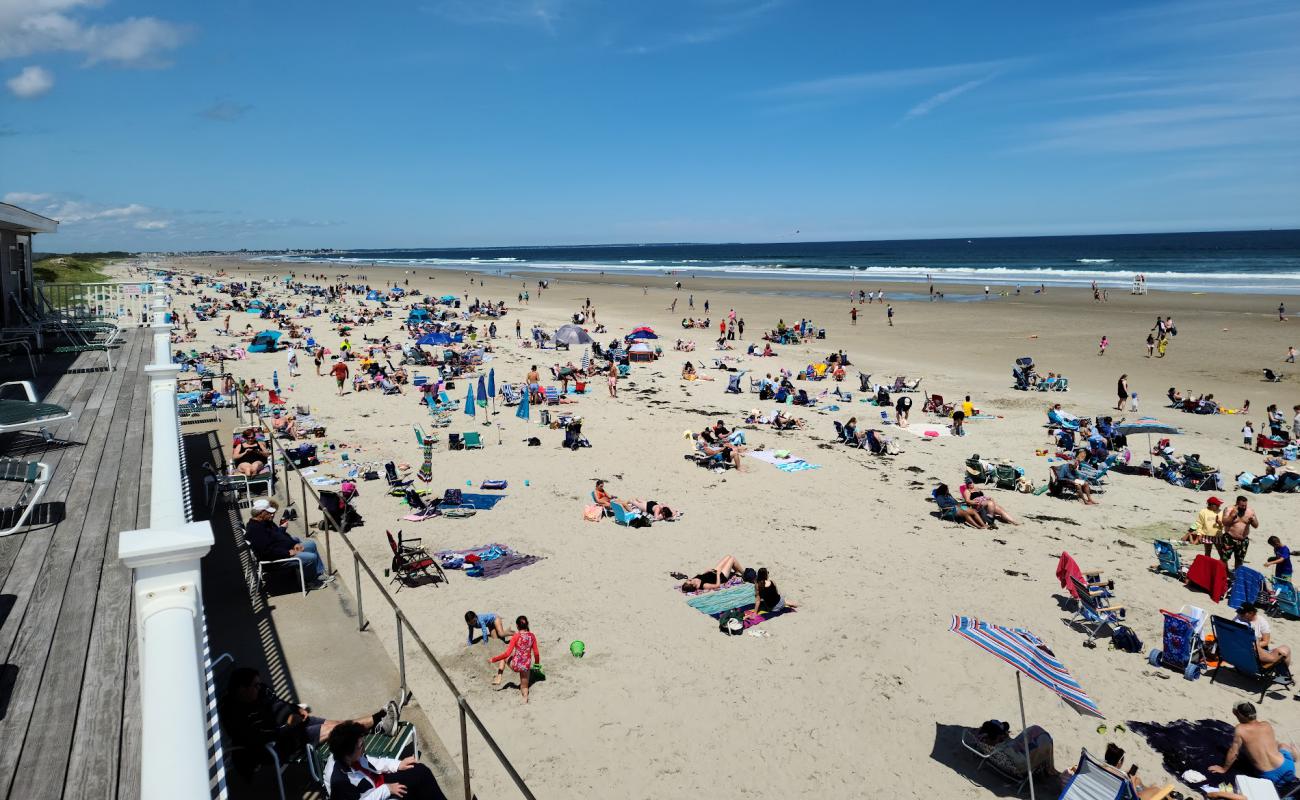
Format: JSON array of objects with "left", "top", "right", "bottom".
[{"left": 120, "top": 523, "right": 214, "bottom": 800}]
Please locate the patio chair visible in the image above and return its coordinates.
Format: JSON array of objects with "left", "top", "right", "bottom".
[
  {"left": 462, "top": 431, "right": 484, "bottom": 449},
  {"left": 237, "top": 522, "right": 306, "bottom": 598},
  {"left": 1151, "top": 540, "right": 1186, "bottom": 580},
  {"left": 1209, "top": 616, "right": 1296, "bottom": 702},
  {"left": 306, "top": 720, "right": 417, "bottom": 796},
  {"left": 1057, "top": 748, "right": 1174, "bottom": 800},
  {"left": 386, "top": 530, "right": 444, "bottom": 590},
  {"left": 959, "top": 725, "right": 1054, "bottom": 794},
  {"left": 0, "top": 457, "right": 51, "bottom": 537},
  {"left": 0, "top": 380, "right": 75, "bottom": 441},
  {"left": 1068, "top": 576, "right": 1125, "bottom": 646}
]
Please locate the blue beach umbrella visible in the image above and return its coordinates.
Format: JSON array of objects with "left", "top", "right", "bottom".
[
  {"left": 464, "top": 384, "right": 476, "bottom": 417},
  {"left": 949, "top": 616, "right": 1102, "bottom": 800},
  {"left": 487, "top": 368, "right": 496, "bottom": 412},
  {"left": 476, "top": 374, "right": 488, "bottom": 408},
  {"left": 516, "top": 389, "right": 530, "bottom": 421}
]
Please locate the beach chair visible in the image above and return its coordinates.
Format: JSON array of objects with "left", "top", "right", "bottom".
[
  {"left": 1272, "top": 576, "right": 1300, "bottom": 619},
  {"left": 237, "top": 521, "right": 306, "bottom": 597},
  {"left": 965, "top": 456, "right": 993, "bottom": 484},
  {"left": 306, "top": 720, "right": 418, "bottom": 795},
  {"left": 1228, "top": 566, "right": 1267, "bottom": 611},
  {"left": 544, "top": 386, "right": 560, "bottom": 405},
  {"left": 462, "top": 431, "right": 484, "bottom": 450},
  {"left": 1068, "top": 576, "right": 1125, "bottom": 646},
  {"left": 994, "top": 463, "right": 1020, "bottom": 490},
  {"left": 922, "top": 392, "right": 953, "bottom": 415},
  {"left": 959, "top": 725, "right": 1054, "bottom": 795},
  {"left": 1147, "top": 608, "right": 1206, "bottom": 680},
  {"left": 617, "top": 364, "right": 630, "bottom": 377},
  {"left": 1047, "top": 465, "right": 1079, "bottom": 500},
  {"left": 898, "top": 377, "right": 922, "bottom": 392},
  {"left": 1151, "top": 540, "right": 1186, "bottom": 580},
  {"left": 385, "top": 461, "right": 412, "bottom": 493},
  {"left": 0, "top": 380, "right": 75, "bottom": 441},
  {"left": 0, "top": 457, "right": 51, "bottom": 537},
  {"left": 402, "top": 488, "right": 441, "bottom": 520},
  {"left": 725, "top": 372, "right": 744, "bottom": 394},
  {"left": 1057, "top": 749, "right": 1174, "bottom": 800},
  {"left": 500, "top": 383, "right": 522, "bottom": 405},
  {"left": 1209, "top": 616, "right": 1295, "bottom": 701},
  {"left": 858, "top": 372, "right": 872, "bottom": 392},
  {"left": 931, "top": 489, "right": 959, "bottom": 523},
  {"left": 610, "top": 501, "right": 640, "bottom": 526},
  {"left": 888, "top": 377, "right": 908, "bottom": 393},
  {"left": 385, "top": 530, "right": 444, "bottom": 590}
]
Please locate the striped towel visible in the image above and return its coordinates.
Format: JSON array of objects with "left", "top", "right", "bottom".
[{"left": 686, "top": 584, "right": 754, "bottom": 615}]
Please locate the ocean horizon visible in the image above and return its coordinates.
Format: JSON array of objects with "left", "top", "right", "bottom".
[{"left": 258, "top": 228, "right": 1300, "bottom": 294}]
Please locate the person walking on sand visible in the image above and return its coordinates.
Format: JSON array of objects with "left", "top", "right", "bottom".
[
  {"left": 1145, "top": 333, "right": 1155, "bottom": 358},
  {"left": 850, "top": 306, "right": 858, "bottom": 325},
  {"left": 286, "top": 346, "right": 299, "bottom": 377},
  {"left": 886, "top": 304, "right": 894, "bottom": 326},
  {"left": 607, "top": 361, "right": 618, "bottom": 398},
  {"left": 1156, "top": 335, "right": 1168, "bottom": 358},
  {"left": 1280, "top": 302, "right": 1287, "bottom": 322},
  {"left": 330, "top": 358, "right": 349, "bottom": 396},
  {"left": 1099, "top": 335, "right": 1109, "bottom": 356},
  {"left": 489, "top": 616, "right": 540, "bottom": 703},
  {"left": 670, "top": 298, "right": 677, "bottom": 313},
  {"left": 314, "top": 346, "right": 325, "bottom": 376},
  {"left": 738, "top": 318, "right": 745, "bottom": 338},
  {"left": 1115, "top": 374, "right": 1128, "bottom": 411}
]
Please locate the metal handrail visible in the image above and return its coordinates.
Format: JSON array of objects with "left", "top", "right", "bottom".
[{"left": 225, "top": 384, "right": 537, "bottom": 800}]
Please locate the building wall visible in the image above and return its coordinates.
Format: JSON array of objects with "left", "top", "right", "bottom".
[{"left": 1, "top": 230, "right": 34, "bottom": 329}]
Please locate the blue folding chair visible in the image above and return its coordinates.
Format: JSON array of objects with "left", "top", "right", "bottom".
[
  {"left": 1151, "top": 540, "right": 1184, "bottom": 580},
  {"left": 1057, "top": 748, "right": 1174, "bottom": 799},
  {"left": 1272, "top": 576, "right": 1300, "bottom": 619},
  {"left": 610, "top": 501, "right": 639, "bottom": 526},
  {"left": 1209, "top": 616, "right": 1296, "bottom": 702}
]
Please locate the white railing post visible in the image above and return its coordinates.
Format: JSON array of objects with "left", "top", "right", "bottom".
[{"left": 119, "top": 288, "right": 216, "bottom": 800}]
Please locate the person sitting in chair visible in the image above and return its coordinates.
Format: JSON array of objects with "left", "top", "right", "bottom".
[
  {"left": 933, "top": 483, "right": 987, "bottom": 528},
  {"left": 245, "top": 499, "right": 332, "bottom": 587},
  {"left": 1233, "top": 603, "right": 1293, "bottom": 677},
  {"left": 232, "top": 427, "right": 270, "bottom": 476},
  {"left": 1054, "top": 460, "right": 1099, "bottom": 505},
  {"left": 326, "top": 721, "right": 447, "bottom": 800}
]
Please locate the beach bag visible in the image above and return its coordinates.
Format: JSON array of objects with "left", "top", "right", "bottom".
[
  {"left": 583, "top": 504, "right": 603, "bottom": 522},
  {"left": 481, "top": 479, "right": 508, "bottom": 490},
  {"left": 1110, "top": 625, "right": 1143, "bottom": 654},
  {"left": 885, "top": 441, "right": 901, "bottom": 456},
  {"left": 525, "top": 437, "right": 542, "bottom": 446},
  {"left": 718, "top": 609, "right": 745, "bottom": 635},
  {"left": 443, "top": 488, "right": 463, "bottom": 505},
  {"left": 629, "top": 515, "right": 652, "bottom": 528}
]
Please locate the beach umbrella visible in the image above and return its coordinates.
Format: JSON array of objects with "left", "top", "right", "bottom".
[
  {"left": 516, "top": 387, "right": 530, "bottom": 421},
  {"left": 580, "top": 351, "right": 591, "bottom": 373},
  {"left": 1114, "top": 418, "right": 1182, "bottom": 458},
  {"left": 418, "top": 440, "right": 433, "bottom": 483},
  {"left": 949, "top": 616, "right": 1102, "bottom": 800},
  {"left": 272, "top": 369, "right": 280, "bottom": 392},
  {"left": 476, "top": 374, "right": 488, "bottom": 422},
  {"left": 464, "top": 384, "right": 476, "bottom": 418},
  {"left": 487, "top": 368, "right": 496, "bottom": 415},
  {"left": 554, "top": 324, "right": 593, "bottom": 345}
]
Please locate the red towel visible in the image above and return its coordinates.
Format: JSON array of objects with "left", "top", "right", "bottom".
[
  {"left": 1057, "top": 552, "right": 1085, "bottom": 598},
  {"left": 1186, "top": 554, "right": 1228, "bottom": 603}
]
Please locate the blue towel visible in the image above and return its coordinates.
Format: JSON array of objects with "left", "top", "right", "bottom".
[
  {"left": 1227, "top": 566, "right": 1265, "bottom": 609},
  {"left": 458, "top": 493, "right": 507, "bottom": 510},
  {"left": 686, "top": 584, "right": 754, "bottom": 615}
]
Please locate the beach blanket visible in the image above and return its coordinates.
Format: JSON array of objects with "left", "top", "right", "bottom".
[
  {"left": 1186, "top": 555, "right": 1228, "bottom": 603},
  {"left": 750, "top": 449, "right": 821, "bottom": 472},
  {"left": 896, "top": 424, "right": 950, "bottom": 439},
  {"left": 685, "top": 583, "right": 795, "bottom": 628},
  {"left": 434, "top": 543, "right": 540, "bottom": 578},
  {"left": 456, "top": 492, "right": 507, "bottom": 510},
  {"left": 1127, "top": 720, "right": 1235, "bottom": 789}
]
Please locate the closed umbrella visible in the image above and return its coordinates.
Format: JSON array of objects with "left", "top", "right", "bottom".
[
  {"left": 488, "top": 368, "right": 497, "bottom": 415},
  {"left": 464, "top": 384, "right": 476, "bottom": 418},
  {"left": 476, "top": 374, "right": 488, "bottom": 424},
  {"left": 418, "top": 440, "right": 433, "bottom": 483},
  {"left": 950, "top": 616, "right": 1102, "bottom": 799},
  {"left": 272, "top": 369, "right": 280, "bottom": 392},
  {"left": 580, "top": 351, "right": 591, "bottom": 372}
]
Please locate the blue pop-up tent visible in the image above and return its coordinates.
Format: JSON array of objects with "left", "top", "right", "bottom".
[
  {"left": 248, "top": 330, "right": 282, "bottom": 353},
  {"left": 407, "top": 309, "right": 432, "bottom": 324},
  {"left": 416, "top": 331, "right": 463, "bottom": 346}
]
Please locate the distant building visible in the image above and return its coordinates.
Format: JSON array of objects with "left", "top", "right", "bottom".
[{"left": 0, "top": 201, "right": 58, "bottom": 329}]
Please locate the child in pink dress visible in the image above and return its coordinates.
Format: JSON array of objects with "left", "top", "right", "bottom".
[{"left": 489, "top": 616, "right": 540, "bottom": 703}]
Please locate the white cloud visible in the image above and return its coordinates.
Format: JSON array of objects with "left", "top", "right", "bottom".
[
  {"left": 0, "top": 1, "right": 187, "bottom": 67},
  {"left": 3, "top": 191, "right": 53, "bottom": 205},
  {"left": 6, "top": 65, "right": 54, "bottom": 97},
  {"left": 902, "top": 75, "right": 994, "bottom": 121},
  {"left": 425, "top": 0, "right": 569, "bottom": 32},
  {"left": 134, "top": 219, "right": 170, "bottom": 230},
  {"left": 749, "top": 58, "right": 1024, "bottom": 101}
]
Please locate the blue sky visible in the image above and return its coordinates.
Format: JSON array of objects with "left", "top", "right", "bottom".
[{"left": 2, "top": 0, "right": 1298, "bottom": 250}]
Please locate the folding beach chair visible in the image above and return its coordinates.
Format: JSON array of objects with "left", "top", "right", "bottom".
[
  {"left": 1068, "top": 576, "right": 1125, "bottom": 646},
  {"left": 1147, "top": 608, "right": 1206, "bottom": 680},
  {"left": 1151, "top": 540, "right": 1186, "bottom": 580},
  {"left": 385, "top": 461, "right": 412, "bottom": 493},
  {"left": 959, "top": 725, "right": 1054, "bottom": 795},
  {"left": 402, "top": 488, "right": 440, "bottom": 520},
  {"left": 306, "top": 720, "right": 418, "bottom": 795},
  {"left": 725, "top": 372, "right": 744, "bottom": 393},
  {"left": 0, "top": 457, "right": 51, "bottom": 537},
  {"left": 1271, "top": 576, "right": 1300, "bottom": 619},
  {"left": 610, "top": 501, "right": 640, "bottom": 526},
  {"left": 965, "top": 456, "right": 993, "bottom": 484},
  {"left": 1209, "top": 616, "right": 1296, "bottom": 702},
  {"left": 1047, "top": 465, "right": 1079, "bottom": 500},
  {"left": 858, "top": 372, "right": 872, "bottom": 392},
  {"left": 1057, "top": 749, "right": 1174, "bottom": 800},
  {"left": 544, "top": 386, "right": 560, "bottom": 405},
  {"left": 1264, "top": 369, "right": 1283, "bottom": 382},
  {"left": 386, "top": 530, "right": 444, "bottom": 590},
  {"left": 462, "top": 431, "right": 484, "bottom": 450},
  {"left": 994, "top": 463, "right": 1021, "bottom": 490},
  {"left": 237, "top": 521, "right": 306, "bottom": 598}
]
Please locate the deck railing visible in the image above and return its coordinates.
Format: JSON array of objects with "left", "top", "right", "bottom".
[
  {"left": 230, "top": 389, "right": 538, "bottom": 800},
  {"left": 37, "top": 279, "right": 158, "bottom": 324},
  {"left": 118, "top": 295, "right": 216, "bottom": 800}
]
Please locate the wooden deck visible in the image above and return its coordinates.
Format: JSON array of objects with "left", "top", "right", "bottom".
[{"left": 0, "top": 330, "right": 151, "bottom": 800}]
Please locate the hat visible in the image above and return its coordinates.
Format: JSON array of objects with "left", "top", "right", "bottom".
[
  {"left": 1207, "top": 496, "right": 1223, "bottom": 507},
  {"left": 251, "top": 498, "right": 273, "bottom": 513}
]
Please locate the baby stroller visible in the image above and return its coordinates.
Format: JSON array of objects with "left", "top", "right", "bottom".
[
  {"left": 1148, "top": 606, "right": 1208, "bottom": 680},
  {"left": 1012, "top": 357, "right": 1035, "bottom": 391}
]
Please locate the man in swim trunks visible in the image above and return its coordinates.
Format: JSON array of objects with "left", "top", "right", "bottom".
[
  {"left": 1209, "top": 702, "right": 1297, "bottom": 788},
  {"left": 1217, "top": 495, "right": 1258, "bottom": 571}
]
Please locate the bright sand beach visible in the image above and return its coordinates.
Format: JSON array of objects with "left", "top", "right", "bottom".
[{"left": 151, "top": 256, "right": 1299, "bottom": 798}]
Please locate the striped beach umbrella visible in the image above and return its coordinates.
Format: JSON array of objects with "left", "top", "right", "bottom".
[
  {"left": 580, "top": 350, "right": 591, "bottom": 372},
  {"left": 418, "top": 440, "right": 432, "bottom": 483},
  {"left": 950, "top": 616, "right": 1102, "bottom": 800}
]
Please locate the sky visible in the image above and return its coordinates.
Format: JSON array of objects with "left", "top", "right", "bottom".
[{"left": 1, "top": 0, "right": 1298, "bottom": 251}]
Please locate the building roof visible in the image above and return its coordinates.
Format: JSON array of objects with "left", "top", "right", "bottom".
[{"left": 0, "top": 202, "right": 58, "bottom": 234}]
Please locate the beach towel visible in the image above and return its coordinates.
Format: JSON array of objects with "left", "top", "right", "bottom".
[
  {"left": 750, "top": 450, "right": 822, "bottom": 472},
  {"left": 896, "top": 424, "right": 950, "bottom": 438},
  {"left": 685, "top": 583, "right": 796, "bottom": 629},
  {"left": 1226, "top": 566, "right": 1266, "bottom": 610},
  {"left": 1126, "top": 720, "right": 1235, "bottom": 788},
  {"left": 457, "top": 493, "right": 507, "bottom": 510},
  {"left": 1056, "top": 552, "right": 1086, "bottom": 599},
  {"left": 434, "top": 543, "right": 540, "bottom": 578},
  {"left": 1186, "top": 554, "right": 1228, "bottom": 603}
]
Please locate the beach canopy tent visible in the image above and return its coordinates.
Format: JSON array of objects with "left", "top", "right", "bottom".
[
  {"left": 1115, "top": 419, "right": 1182, "bottom": 458},
  {"left": 949, "top": 616, "right": 1102, "bottom": 800},
  {"left": 407, "top": 308, "right": 432, "bottom": 324},
  {"left": 248, "top": 330, "right": 282, "bottom": 353},
  {"left": 554, "top": 324, "right": 593, "bottom": 345},
  {"left": 366, "top": 290, "right": 381, "bottom": 300},
  {"left": 628, "top": 341, "right": 656, "bottom": 362},
  {"left": 626, "top": 326, "right": 658, "bottom": 341},
  {"left": 246, "top": 299, "right": 267, "bottom": 312},
  {"left": 438, "top": 295, "right": 458, "bottom": 304},
  {"left": 416, "top": 331, "right": 462, "bottom": 346}
]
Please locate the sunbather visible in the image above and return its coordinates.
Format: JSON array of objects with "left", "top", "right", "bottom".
[
  {"left": 962, "top": 488, "right": 1020, "bottom": 525},
  {"left": 623, "top": 497, "right": 680, "bottom": 521},
  {"left": 232, "top": 427, "right": 270, "bottom": 476},
  {"left": 753, "top": 567, "right": 797, "bottom": 614},
  {"left": 934, "top": 483, "right": 988, "bottom": 528},
  {"left": 712, "top": 419, "right": 746, "bottom": 445},
  {"left": 694, "top": 435, "right": 743, "bottom": 470},
  {"left": 679, "top": 556, "right": 748, "bottom": 592},
  {"left": 771, "top": 411, "right": 805, "bottom": 430}
]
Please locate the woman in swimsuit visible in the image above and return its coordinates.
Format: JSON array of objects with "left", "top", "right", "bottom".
[
  {"left": 624, "top": 498, "right": 679, "bottom": 521},
  {"left": 753, "top": 567, "right": 797, "bottom": 614},
  {"left": 232, "top": 428, "right": 269, "bottom": 477},
  {"left": 679, "top": 555, "right": 745, "bottom": 592}
]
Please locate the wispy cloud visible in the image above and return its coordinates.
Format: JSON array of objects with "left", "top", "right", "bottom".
[
  {"left": 901, "top": 75, "right": 995, "bottom": 121},
  {"left": 199, "top": 99, "right": 252, "bottom": 122},
  {"left": 0, "top": 1, "right": 189, "bottom": 67},
  {"left": 6, "top": 65, "right": 54, "bottom": 98},
  {"left": 622, "top": 0, "right": 782, "bottom": 55},
  {"left": 423, "top": 0, "right": 569, "bottom": 33},
  {"left": 1024, "top": 102, "right": 1300, "bottom": 154},
  {"left": 749, "top": 58, "right": 1022, "bottom": 102}
]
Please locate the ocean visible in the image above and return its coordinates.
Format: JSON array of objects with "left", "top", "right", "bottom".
[{"left": 260, "top": 229, "right": 1300, "bottom": 294}]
